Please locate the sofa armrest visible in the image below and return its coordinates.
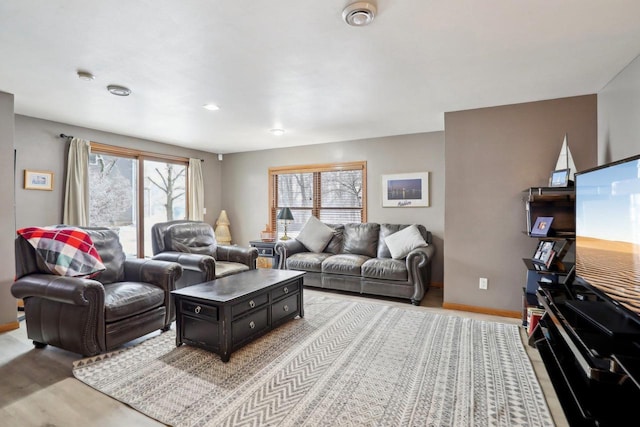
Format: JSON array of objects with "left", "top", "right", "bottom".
[
  {"left": 153, "top": 251, "right": 216, "bottom": 280},
  {"left": 406, "top": 245, "right": 436, "bottom": 302},
  {"left": 11, "top": 274, "right": 105, "bottom": 306},
  {"left": 123, "top": 258, "right": 183, "bottom": 292},
  {"left": 274, "top": 240, "right": 307, "bottom": 269},
  {"left": 215, "top": 245, "right": 259, "bottom": 269}
]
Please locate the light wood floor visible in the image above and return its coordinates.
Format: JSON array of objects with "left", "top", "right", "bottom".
[{"left": 0, "top": 288, "right": 568, "bottom": 427}]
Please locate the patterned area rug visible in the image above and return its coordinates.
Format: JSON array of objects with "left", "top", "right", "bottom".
[{"left": 73, "top": 294, "right": 553, "bottom": 427}]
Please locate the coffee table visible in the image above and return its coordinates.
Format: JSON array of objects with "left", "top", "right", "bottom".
[{"left": 172, "top": 269, "right": 305, "bottom": 362}]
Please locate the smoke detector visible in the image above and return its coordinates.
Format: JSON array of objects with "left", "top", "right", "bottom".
[{"left": 342, "top": 2, "right": 377, "bottom": 26}]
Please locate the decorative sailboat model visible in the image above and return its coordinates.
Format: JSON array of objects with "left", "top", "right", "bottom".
[{"left": 549, "top": 134, "right": 577, "bottom": 187}]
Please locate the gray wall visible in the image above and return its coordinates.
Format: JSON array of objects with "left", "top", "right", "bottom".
[
  {"left": 598, "top": 54, "right": 640, "bottom": 164},
  {"left": 0, "top": 92, "right": 16, "bottom": 326},
  {"left": 444, "top": 95, "right": 597, "bottom": 314},
  {"left": 14, "top": 115, "right": 222, "bottom": 230},
  {"left": 220, "top": 132, "right": 446, "bottom": 285}
]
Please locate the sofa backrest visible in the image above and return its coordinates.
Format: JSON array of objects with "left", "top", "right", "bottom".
[
  {"left": 342, "top": 223, "right": 380, "bottom": 258},
  {"left": 377, "top": 224, "right": 431, "bottom": 258},
  {"left": 324, "top": 223, "right": 345, "bottom": 254},
  {"left": 83, "top": 227, "right": 126, "bottom": 285},
  {"left": 163, "top": 222, "right": 217, "bottom": 257}
]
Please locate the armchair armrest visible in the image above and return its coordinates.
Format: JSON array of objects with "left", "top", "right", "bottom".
[
  {"left": 153, "top": 251, "right": 216, "bottom": 280},
  {"left": 123, "top": 258, "right": 183, "bottom": 292},
  {"left": 11, "top": 274, "right": 105, "bottom": 306},
  {"left": 406, "top": 245, "right": 436, "bottom": 302},
  {"left": 215, "top": 245, "right": 259, "bottom": 269},
  {"left": 274, "top": 240, "right": 307, "bottom": 269}
]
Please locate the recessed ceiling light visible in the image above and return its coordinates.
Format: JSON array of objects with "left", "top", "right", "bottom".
[
  {"left": 77, "top": 71, "right": 95, "bottom": 81},
  {"left": 342, "top": 2, "right": 377, "bottom": 26},
  {"left": 270, "top": 129, "right": 285, "bottom": 136},
  {"left": 107, "top": 85, "right": 131, "bottom": 96},
  {"left": 203, "top": 103, "right": 220, "bottom": 111}
]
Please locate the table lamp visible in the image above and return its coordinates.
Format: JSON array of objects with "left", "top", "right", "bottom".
[{"left": 277, "top": 207, "right": 294, "bottom": 240}]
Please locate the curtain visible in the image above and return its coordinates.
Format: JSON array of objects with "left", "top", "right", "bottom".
[
  {"left": 188, "top": 158, "right": 205, "bottom": 221},
  {"left": 62, "top": 137, "right": 90, "bottom": 226}
]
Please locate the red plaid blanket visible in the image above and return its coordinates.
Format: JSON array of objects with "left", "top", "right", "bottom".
[{"left": 17, "top": 226, "right": 106, "bottom": 278}]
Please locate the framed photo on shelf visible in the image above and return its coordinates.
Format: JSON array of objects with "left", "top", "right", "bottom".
[
  {"left": 381, "top": 172, "right": 429, "bottom": 207},
  {"left": 24, "top": 170, "right": 54, "bottom": 191},
  {"left": 532, "top": 240, "right": 556, "bottom": 269},
  {"left": 530, "top": 216, "right": 554, "bottom": 237},
  {"left": 549, "top": 168, "right": 571, "bottom": 187}
]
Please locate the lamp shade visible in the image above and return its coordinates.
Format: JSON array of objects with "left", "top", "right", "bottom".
[{"left": 277, "top": 207, "right": 294, "bottom": 221}]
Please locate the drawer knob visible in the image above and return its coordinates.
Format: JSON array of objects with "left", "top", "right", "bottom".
[
  {"left": 195, "top": 305, "right": 201, "bottom": 314},
  {"left": 283, "top": 287, "right": 289, "bottom": 294},
  {"left": 249, "top": 300, "right": 256, "bottom": 308},
  {"left": 261, "top": 249, "right": 266, "bottom": 254},
  {"left": 283, "top": 305, "right": 289, "bottom": 312},
  {"left": 249, "top": 321, "right": 256, "bottom": 329}
]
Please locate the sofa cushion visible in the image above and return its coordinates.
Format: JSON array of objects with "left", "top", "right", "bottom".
[
  {"left": 214, "top": 261, "right": 249, "bottom": 278},
  {"left": 384, "top": 224, "right": 428, "bottom": 259},
  {"left": 342, "top": 223, "right": 380, "bottom": 258},
  {"left": 104, "top": 281, "right": 165, "bottom": 322},
  {"left": 16, "top": 226, "right": 106, "bottom": 278},
  {"left": 287, "top": 252, "right": 333, "bottom": 273},
  {"left": 296, "top": 216, "right": 335, "bottom": 253},
  {"left": 377, "top": 224, "right": 430, "bottom": 258},
  {"left": 322, "top": 254, "right": 370, "bottom": 276},
  {"left": 361, "top": 258, "right": 408, "bottom": 281},
  {"left": 324, "top": 224, "right": 345, "bottom": 254}
]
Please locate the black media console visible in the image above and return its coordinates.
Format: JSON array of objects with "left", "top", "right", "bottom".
[{"left": 531, "top": 283, "right": 640, "bottom": 426}]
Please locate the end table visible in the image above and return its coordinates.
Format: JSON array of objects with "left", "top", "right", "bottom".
[{"left": 249, "top": 240, "right": 279, "bottom": 269}]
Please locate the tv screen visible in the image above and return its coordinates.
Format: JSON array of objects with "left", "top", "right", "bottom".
[{"left": 575, "top": 154, "right": 640, "bottom": 317}]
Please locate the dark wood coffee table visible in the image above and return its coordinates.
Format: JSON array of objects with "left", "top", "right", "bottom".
[{"left": 172, "top": 269, "right": 305, "bottom": 362}]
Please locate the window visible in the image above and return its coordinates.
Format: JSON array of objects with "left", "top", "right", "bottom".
[
  {"left": 269, "top": 162, "right": 367, "bottom": 239},
  {"left": 88, "top": 143, "right": 189, "bottom": 257}
]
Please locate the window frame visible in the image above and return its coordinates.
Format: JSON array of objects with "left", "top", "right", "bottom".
[
  {"left": 268, "top": 161, "right": 367, "bottom": 234},
  {"left": 90, "top": 142, "right": 190, "bottom": 257}
]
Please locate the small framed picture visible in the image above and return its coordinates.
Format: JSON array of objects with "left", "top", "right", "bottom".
[
  {"left": 530, "top": 216, "right": 554, "bottom": 237},
  {"left": 24, "top": 170, "right": 54, "bottom": 191},
  {"left": 532, "top": 240, "right": 556, "bottom": 268},
  {"left": 382, "top": 172, "right": 429, "bottom": 207},
  {"left": 549, "top": 168, "right": 571, "bottom": 187}
]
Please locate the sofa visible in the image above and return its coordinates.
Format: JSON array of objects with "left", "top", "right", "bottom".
[
  {"left": 275, "top": 220, "right": 435, "bottom": 305},
  {"left": 12, "top": 226, "right": 182, "bottom": 356},
  {"left": 151, "top": 220, "right": 258, "bottom": 289}
]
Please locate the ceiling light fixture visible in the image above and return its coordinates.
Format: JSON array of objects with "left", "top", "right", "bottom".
[
  {"left": 342, "top": 1, "right": 377, "bottom": 26},
  {"left": 77, "top": 71, "right": 95, "bottom": 81},
  {"left": 107, "top": 85, "right": 131, "bottom": 96},
  {"left": 203, "top": 103, "right": 220, "bottom": 111},
  {"left": 270, "top": 128, "right": 285, "bottom": 136}
]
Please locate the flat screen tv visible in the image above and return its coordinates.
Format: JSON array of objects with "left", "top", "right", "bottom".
[{"left": 575, "top": 154, "right": 640, "bottom": 320}]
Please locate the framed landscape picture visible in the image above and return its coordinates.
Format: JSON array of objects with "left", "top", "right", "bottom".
[
  {"left": 382, "top": 172, "right": 429, "bottom": 207},
  {"left": 24, "top": 170, "right": 54, "bottom": 191}
]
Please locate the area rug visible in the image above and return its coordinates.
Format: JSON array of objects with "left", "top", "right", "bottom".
[{"left": 73, "top": 294, "right": 554, "bottom": 427}]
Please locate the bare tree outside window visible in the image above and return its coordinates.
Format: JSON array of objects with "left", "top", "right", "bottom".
[{"left": 147, "top": 163, "right": 186, "bottom": 221}]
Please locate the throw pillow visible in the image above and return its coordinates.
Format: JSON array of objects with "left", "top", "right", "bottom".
[
  {"left": 17, "top": 226, "right": 106, "bottom": 278},
  {"left": 384, "top": 224, "right": 428, "bottom": 259},
  {"left": 295, "top": 216, "right": 335, "bottom": 253}
]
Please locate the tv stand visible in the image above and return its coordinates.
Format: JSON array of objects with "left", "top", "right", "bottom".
[{"left": 531, "top": 284, "right": 640, "bottom": 426}]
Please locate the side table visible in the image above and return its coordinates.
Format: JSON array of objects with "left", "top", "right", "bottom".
[{"left": 249, "top": 240, "right": 279, "bottom": 269}]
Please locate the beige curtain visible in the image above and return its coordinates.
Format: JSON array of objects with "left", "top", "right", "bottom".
[
  {"left": 188, "top": 158, "right": 205, "bottom": 221},
  {"left": 62, "top": 137, "right": 90, "bottom": 226}
]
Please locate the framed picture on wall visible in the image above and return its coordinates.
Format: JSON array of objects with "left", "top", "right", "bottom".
[
  {"left": 24, "top": 170, "right": 54, "bottom": 191},
  {"left": 382, "top": 172, "right": 429, "bottom": 207}
]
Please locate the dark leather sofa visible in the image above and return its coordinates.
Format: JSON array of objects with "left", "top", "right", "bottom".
[
  {"left": 275, "top": 223, "right": 435, "bottom": 305},
  {"left": 11, "top": 227, "right": 183, "bottom": 356},
  {"left": 151, "top": 220, "right": 258, "bottom": 289}
]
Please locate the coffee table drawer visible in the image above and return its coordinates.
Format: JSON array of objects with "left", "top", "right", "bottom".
[
  {"left": 271, "top": 281, "right": 300, "bottom": 300},
  {"left": 181, "top": 300, "right": 218, "bottom": 320},
  {"left": 232, "top": 307, "right": 268, "bottom": 344},
  {"left": 182, "top": 315, "right": 219, "bottom": 349},
  {"left": 272, "top": 294, "right": 298, "bottom": 323},
  {"left": 231, "top": 293, "right": 268, "bottom": 317}
]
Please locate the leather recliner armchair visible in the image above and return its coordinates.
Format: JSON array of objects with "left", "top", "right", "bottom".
[
  {"left": 151, "top": 220, "right": 259, "bottom": 289},
  {"left": 11, "top": 227, "right": 183, "bottom": 356}
]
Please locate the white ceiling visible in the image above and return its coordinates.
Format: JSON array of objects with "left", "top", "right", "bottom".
[{"left": 1, "top": 0, "right": 639, "bottom": 154}]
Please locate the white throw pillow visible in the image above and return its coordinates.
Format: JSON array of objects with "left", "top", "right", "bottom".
[
  {"left": 295, "top": 216, "right": 335, "bottom": 253},
  {"left": 384, "top": 225, "right": 428, "bottom": 259}
]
